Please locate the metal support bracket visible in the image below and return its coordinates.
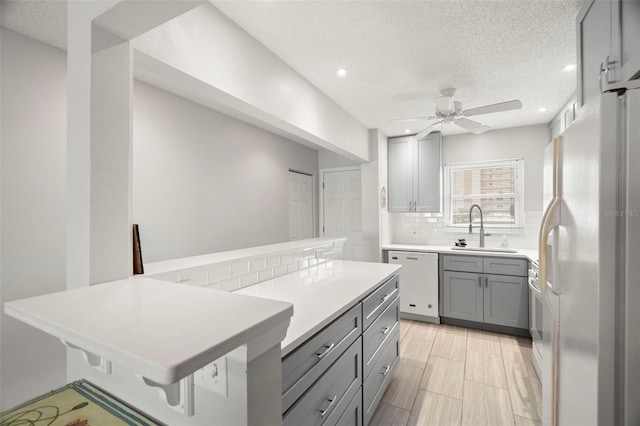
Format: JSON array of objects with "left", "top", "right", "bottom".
[
  {"left": 61, "top": 340, "right": 112, "bottom": 375},
  {"left": 141, "top": 375, "right": 195, "bottom": 417}
]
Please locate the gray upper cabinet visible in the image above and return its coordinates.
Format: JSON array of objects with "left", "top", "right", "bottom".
[
  {"left": 388, "top": 133, "right": 442, "bottom": 213},
  {"left": 578, "top": 0, "right": 640, "bottom": 108},
  {"left": 414, "top": 134, "right": 442, "bottom": 212},
  {"left": 388, "top": 136, "right": 413, "bottom": 212}
]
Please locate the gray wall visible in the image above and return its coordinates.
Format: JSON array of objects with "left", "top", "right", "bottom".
[
  {"left": 443, "top": 124, "right": 549, "bottom": 211},
  {"left": 133, "top": 81, "right": 319, "bottom": 263},
  {"left": 0, "top": 28, "right": 67, "bottom": 409}
]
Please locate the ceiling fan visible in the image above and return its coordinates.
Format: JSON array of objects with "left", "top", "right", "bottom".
[{"left": 393, "top": 88, "right": 522, "bottom": 138}]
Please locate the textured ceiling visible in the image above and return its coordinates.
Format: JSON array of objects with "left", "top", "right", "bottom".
[
  {"left": 0, "top": 0, "right": 67, "bottom": 51},
  {"left": 212, "top": 0, "right": 581, "bottom": 136},
  {"left": 1, "top": 0, "right": 581, "bottom": 138}
]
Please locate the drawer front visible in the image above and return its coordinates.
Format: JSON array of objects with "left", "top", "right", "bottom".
[
  {"left": 483, "top": 257, "right": 528, "bottom": 277},
  {"left": 283, "top": 338, "right": 362, "bottom": 426},
  {"left": 442, "top": 255, "right": 484, "bottom": 273},
  {"left": 363, "top": 329, "right": 400, "bottom": 425},
  {"left": 362, "top": 275, "right": 399, "bottom": 331},
  {"left": 333, "top": 387, "right": 362, "bottom": 426},
  {"left": 282, "top": 304, "right": 361, "bottom": 413},
  {"left": 362, "top": 296, "right": 399, "bottom": 381}
]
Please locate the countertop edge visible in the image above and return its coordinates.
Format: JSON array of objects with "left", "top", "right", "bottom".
[{"left": 382, "top": 244, "right": 538, "bottom": 263}]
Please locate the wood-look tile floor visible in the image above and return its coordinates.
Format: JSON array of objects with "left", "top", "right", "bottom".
[{"left": 371, "top": 319, "right": 542, "bottom": 426}]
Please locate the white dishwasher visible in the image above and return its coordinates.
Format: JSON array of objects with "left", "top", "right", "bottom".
[{"left": 388, "top": 251, "right": 439, "bottom": 322}]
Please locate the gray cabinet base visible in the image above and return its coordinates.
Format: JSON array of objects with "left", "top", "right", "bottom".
[
  {"left": 399, "top": 312, "right": 440, "bottom": 324},
  {"left": 440, "top": 317, "right": 530, "bottom": 337}
]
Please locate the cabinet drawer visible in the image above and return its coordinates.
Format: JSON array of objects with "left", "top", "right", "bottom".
[
  {"left": 362, "top": 275, "right": 399, "bottom": 331},
  {"left": 363, "top": 329, "right": 399, "bottom": 425},
  {"left": 362, "top": 296, "right": 399, "bottom": 381},
  {"left": 282, "top": 304, "right": 361, "bottom": 413},
  {"left": 442, "top": 255, "right": 483, "bottom": 273},
  {"left": 483, "top": 257, "right": 527, "bottom": 277},
  {"left": 283, "top": 338, "right": 362, "bottom": 426},
  {"left": 330, "top": 387, "right": 362, "bottom": 426}
]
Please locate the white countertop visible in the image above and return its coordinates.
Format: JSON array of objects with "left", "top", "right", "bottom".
[
  {"left": 382, "top": 244, "right": 538, "bottom": 263},
  {"left": 144, "top": 237, "right": 346, "bottom": 275},
  {"left": 235, "top": 260, "right": 402, "bottom": 357},
  {"left": 4, "top": 277, "right": 293, "bottom": 385}
]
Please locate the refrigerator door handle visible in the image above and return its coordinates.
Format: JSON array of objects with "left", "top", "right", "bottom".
[{"left": 538, "top": 195, "right": 561, "bottom": 304}]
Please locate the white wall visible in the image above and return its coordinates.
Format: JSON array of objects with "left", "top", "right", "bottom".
[
  {"left": 0, "top": 28, "right": 67, "bottom": 409},
  {"left": 133, "top": 81, "right": 319, "bottom": 263},
  {"left": 132, "top": 3, "right": 370, "bottom": 162},
  {"left": 388, "top": 125, "right": 548, "bottom": 249},
  {"left": 318, "top": 149, "right": 359, "bottom": 169},
  {"left": 443, "top": 124, "right": 548, "bottom": 211}
]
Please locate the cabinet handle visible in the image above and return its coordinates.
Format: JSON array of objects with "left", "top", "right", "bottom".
[
  {"left": 381, "top": 326, "right": 391, "bottom": 335},
  {"left": 413, "top": 201, "right": 417, "bottom": 211},
  {"left": 478, "top": 276, "right": 482, "bottom": 287},
  {"left": 485, "top": 276, "right": 489, "bottom": 287},
  {"left": 366, "top": 288, "right": 399, "bottom": 320},
  {"left": 409, "top": 202, "right": 412, "bottom": 211},
  {"left": 319, "top": 395, "right": 338, "bottom": 417},
  {"left": 381, "top": 365, "right": 392, "bottom": 376},
  {"left": 599, "top": 55, "right": 618, "bottom": 92},
  {"left": 407, "top": 257, "right": 419, "bottom": 260},
  {"left": 317, "top": 343, "right": 335, "bottom": 360}
]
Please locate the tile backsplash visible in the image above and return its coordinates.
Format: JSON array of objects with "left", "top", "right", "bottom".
[{"left": 388, "top": 211, "right": 542, "bottom": 249}]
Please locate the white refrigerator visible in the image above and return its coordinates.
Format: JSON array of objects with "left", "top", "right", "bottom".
[{"left": 539, "top": 86, "right": 640, "bottom": 426}]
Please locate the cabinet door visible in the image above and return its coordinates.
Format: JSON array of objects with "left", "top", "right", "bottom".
[
  {"left": 413, "top": 133, "right": 442, "bottom": 213},
  {"left": 442, "top": 271, "right": 483, "bottom": 323},
  {"left": 577, "top": 0, "right": 612, "bottom": 108},
  {"left": 483, "top": 274, "right": 528, "bottom": 329},
  {"left": 613, "top": 0, "right": 640, "bottom": 81},
  {"left": 388, "top": 137, "right": 413, "bottom": 212}
]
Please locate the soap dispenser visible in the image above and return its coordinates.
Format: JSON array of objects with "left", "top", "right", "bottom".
[{"left": 501, "top": 234, "right": 509, "bottom": 249}]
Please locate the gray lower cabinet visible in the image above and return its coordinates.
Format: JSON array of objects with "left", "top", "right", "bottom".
[
  {"left": 282, "top": 274, "right": 400, "bottom": 426},
  {"left": 484, "top": 274, "right": 528, "bottom": 328},
  {"left": 442, "top": 271, "right": 483, "bottom": 323},
  {"left": 441, "top": 255, "right": 528, "bottom": 330},
  {"left": 283, "top": 338, "right": 362, "bottom": 426}
]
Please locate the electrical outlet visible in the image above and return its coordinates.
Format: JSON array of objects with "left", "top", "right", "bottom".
[{"left": 194, "top": 356, "right": 228, "bottom": 397}]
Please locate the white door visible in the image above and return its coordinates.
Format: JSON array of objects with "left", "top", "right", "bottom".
[
  {"left": 322, "top": 169, "right": 362, "bottom": 260},
  {"left": 288, "top": 171, "right": 313, "bottom": 241}
]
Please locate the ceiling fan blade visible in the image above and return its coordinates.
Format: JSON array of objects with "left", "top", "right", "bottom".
[
  {"left": 462, "top": 100, "right": 522, "bottom": 117},
  {"left": 415, "top": 120, "right": 443, "bottom": 139},
  {"left": 456, "top": 117, "right": 490, "bottom": 134},
  {"left": 388, "top": 116, "right": 438, "bottom": 122}
]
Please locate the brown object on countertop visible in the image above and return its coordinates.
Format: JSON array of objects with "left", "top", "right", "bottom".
[{"left": 133, "top": 224, "right": 144, "bottom": 275}]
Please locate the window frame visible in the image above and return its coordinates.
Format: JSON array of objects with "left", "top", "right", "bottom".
[{"left": 444, "top": 158, "right": 525, "bottom": 230}]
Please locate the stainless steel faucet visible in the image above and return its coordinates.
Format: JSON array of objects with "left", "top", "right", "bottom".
[{"left": 469, "top": 204, "right": 490, "bottom": 248}]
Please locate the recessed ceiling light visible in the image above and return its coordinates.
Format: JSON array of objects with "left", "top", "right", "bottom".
[
  {"left": 336, "top": 68, "right": 347, "bottom": 77},
  {"left": 404, "top": 129, "right": 411, "bottom": 134},
  {"left": 563, "top": 64, "right": 577, "bottom": 72},
  {"left": 539, "top": 107, "right": 547, "bottom": 112}
]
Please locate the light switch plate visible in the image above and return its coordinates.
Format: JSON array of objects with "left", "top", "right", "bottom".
[{"left": 194, "top": 356, "right": 228, "bottom": 397}]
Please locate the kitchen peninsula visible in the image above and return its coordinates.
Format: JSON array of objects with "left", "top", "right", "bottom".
[{"left": 4, "top": 238, "right": 400, "bottom": 426}]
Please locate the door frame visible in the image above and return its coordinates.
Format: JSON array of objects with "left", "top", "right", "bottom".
[
  {"left": 288, "top": 169, "right": 315, "bottom": 241},
  {"left": 319, "top": 166, "right": 361, "bottom": 237}
]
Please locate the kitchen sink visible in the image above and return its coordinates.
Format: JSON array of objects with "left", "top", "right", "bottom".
[{"left": 451, "top": 246, "right": 519, "bottom": 253}]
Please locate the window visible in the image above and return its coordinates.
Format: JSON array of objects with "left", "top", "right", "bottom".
[{"left": 444, "top": 159, "right": 524, "bottom": 229}]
